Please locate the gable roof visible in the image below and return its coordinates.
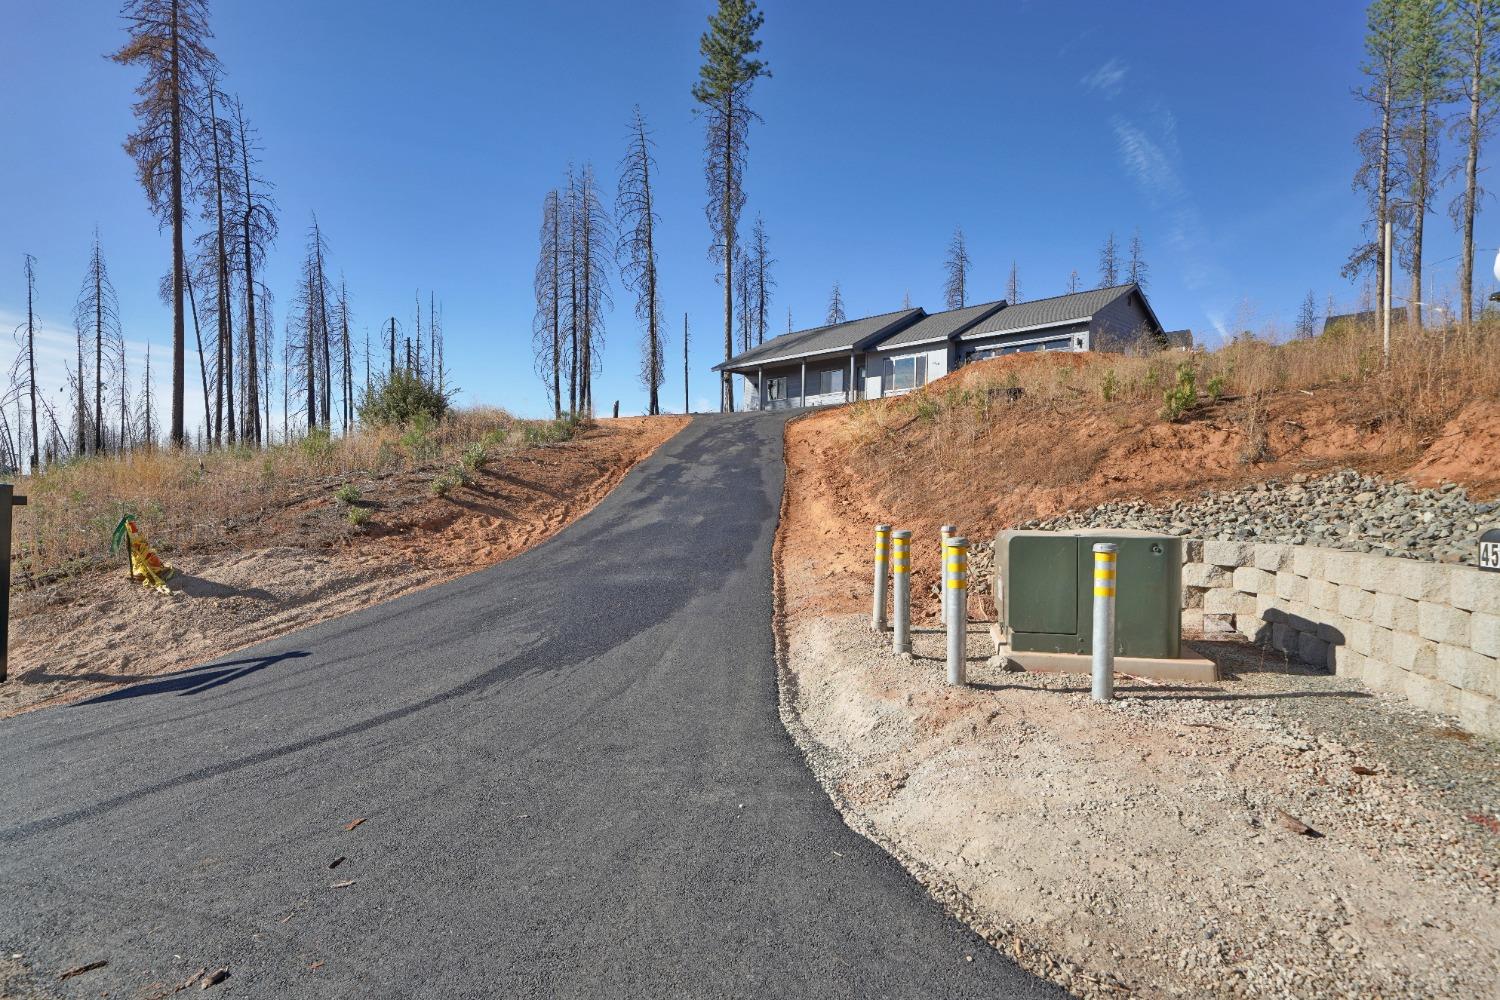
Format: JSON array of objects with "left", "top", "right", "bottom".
[
  {"left": 714, "top": 307, "right": 923, "bottom": 371},
  {"left": 959, "top": 283, "right": 1151, "bottom": 340},
  {"left": 876, "top": 299, "right": 1007, "bottom": 349}
]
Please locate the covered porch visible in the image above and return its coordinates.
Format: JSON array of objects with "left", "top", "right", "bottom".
[{"left": 739, "top": 351, "right": 864, "bottom": 411}]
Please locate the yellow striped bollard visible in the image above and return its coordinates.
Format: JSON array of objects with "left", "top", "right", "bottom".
[
  {"left": 1092, "top": 542, "right": 1118, "bottom": 702},
  {"left": 871, "top": 524, "right": 892, "bottom": 632},
  {"left": 891, "top": 530, "right": 912, "bottom": 654},
  {"left": 940, "top": 524, "right": 956, "bottom": 627},
  {"left": 945, "top": 537, "right": 968, "bottom": 685}
]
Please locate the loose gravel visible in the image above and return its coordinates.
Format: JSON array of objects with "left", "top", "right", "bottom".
[{"left": 1018, "top": 469, "right": 1497, "bottom": 565}]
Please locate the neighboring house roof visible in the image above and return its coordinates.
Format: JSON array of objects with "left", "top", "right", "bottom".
[
  {"left": 1322, "top": 308, "right": 1406, "bottom": 336},
  {"left": 876, "top": 299, "right": 1008, "bottom": 349},
  {"left": 714, "top": 307, "right": 923, "bottom": 371},
  {"left": 958, "top": 283, "right": 1159, "bottom": 340},
  {"left": 1165, "top": 329, "right": 1193, "bottom": 349}
]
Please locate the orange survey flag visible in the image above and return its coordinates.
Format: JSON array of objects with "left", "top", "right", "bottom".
[{"left": 110, "top": 515, "right": 174, "bottom": 593}]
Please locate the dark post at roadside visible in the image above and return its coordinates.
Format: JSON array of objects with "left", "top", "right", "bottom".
[{"left": 0, "top": 483, "right": 27, "bottom": 684}]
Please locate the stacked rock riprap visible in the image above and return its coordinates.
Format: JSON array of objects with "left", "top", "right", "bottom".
[{"left": 1019, "top": 470, "right": 1496, "bottom": 566}]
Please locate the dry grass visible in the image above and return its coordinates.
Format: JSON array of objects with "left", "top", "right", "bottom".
[
  {"left": 9, "top": 407, "right": 588, "bottom": 588},
  {"left": 838, "top": 319, "right": 1500, "bottom": 495}
]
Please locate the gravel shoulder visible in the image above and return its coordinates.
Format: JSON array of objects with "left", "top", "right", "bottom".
[{"left": 775, "top": 414, "right": 1500, "bottom": 999}]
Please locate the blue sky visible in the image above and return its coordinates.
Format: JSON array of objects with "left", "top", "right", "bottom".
[{"left": 0, "top": 1, "right": 1487, "bottom": 425}]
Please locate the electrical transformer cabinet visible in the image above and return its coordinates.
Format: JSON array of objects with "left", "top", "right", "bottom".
[{"left": 997, "top": 529, "right": 1181, "bottom": 658}]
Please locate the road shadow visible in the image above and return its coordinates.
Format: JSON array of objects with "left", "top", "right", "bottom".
[{"left": 76, "top": 651, "right": 310, "bottom": 706}]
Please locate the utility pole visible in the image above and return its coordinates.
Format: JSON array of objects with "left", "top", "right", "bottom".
[{"left": 683, "top": 312, "right": 690, "bottom": 415}]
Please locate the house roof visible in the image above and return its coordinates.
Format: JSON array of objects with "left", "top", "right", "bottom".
[
  {"left": 1322, "top": 307, "right": 1407, "bottom": 336},
  {"left": 713, "top": 307, "right": 923, "bottom": 371},
  {"left": 876, "top": 299, "right": 1008, "bottom": 349},
  {"left": 958, "top": 283, "right": 1150, "bottom": 340}
]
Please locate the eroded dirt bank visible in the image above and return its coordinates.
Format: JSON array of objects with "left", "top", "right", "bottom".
[{"left": 4, "top": 415, "right": 686, "bottom": 716}]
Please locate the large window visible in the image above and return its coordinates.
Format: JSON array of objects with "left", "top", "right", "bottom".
[
  {"left": 765, "top": 376, "right": 787, "bottom": 401},
  {"left": 807, "top": 367, "right": 845, "bottom": 396},
  {"left": 889, "top": 355, "right": 927, "bottom": 391}
]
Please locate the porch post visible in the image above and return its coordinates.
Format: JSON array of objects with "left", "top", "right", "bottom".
[
  {"left": 758, "top": 367, "right": 764, "bottom": 410},
  {"left": 800, "top": 361, "right": 807, "bottom": 408}
]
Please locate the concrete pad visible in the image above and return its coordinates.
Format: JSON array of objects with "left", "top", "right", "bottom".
[{"left": 993, "top": 644, "right": 1219, "bottom": 683}]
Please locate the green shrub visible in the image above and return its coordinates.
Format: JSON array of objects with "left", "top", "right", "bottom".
[
  {"left": 522, "top": 414, "right": 582, "bottom": 446},
  {"left": 912, "top": 393, "right": 940, "bottom": 421},
  {"left": 1100, "top": 369, "right": 1118, "bottom": 403},
  {"left": 1161, "top": 362, "right": 1198, "bottom": 422},
  {"left": 334, "top": 483, "right": 361, "bottom": 505},
  {"left": 345, "top": 505, "right": 371, "bottom": 527},
  {"left": 431, "top": 470, "right": 461, "bottom": 497},
  {"left": 358, "top": 369, "right": 451, "bottom": 427},
  {"left": 400, "top": 413, "right": 440, "bottom": 462},
  {"left": 300, "top": 427, "right": 334, "bottom": 460},
  {"left": 460, "top": 442, "right": 487, "bottom": 471},
  {"left": 1206, "top": 373, "right": 1226, "bottom": 402}
]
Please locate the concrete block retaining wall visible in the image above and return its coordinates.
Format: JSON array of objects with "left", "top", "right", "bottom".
[{"left": 1180, "top": 539, "right": 1500, "bottom": 738}]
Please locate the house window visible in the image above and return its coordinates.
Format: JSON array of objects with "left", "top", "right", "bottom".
[
  {"left": 766, "top": 376, "right": 787, "bottom": 401},
  {"left": 891, "top": 356, "right": 917, "bottom": 390},
  {"left": 806, "top": 368, "right": 844, "bottom": 395}
]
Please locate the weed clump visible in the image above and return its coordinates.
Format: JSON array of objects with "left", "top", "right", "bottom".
[
  {"left": 334, "top": 483, "right": 361, "bottom": 505},
  {"left": 345, "top": 505, "right": 371, "bottom": 527}
]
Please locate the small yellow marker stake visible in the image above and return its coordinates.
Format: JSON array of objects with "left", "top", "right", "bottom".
[
  {"left": 940, "top": 525, "right": 956, "bottom": 627},
  {"left": 871, "top": 524, "right": 891, "bottom": 632},
  {"left": 1092, "top": 543, "right": 1118, "bottom": 702}
]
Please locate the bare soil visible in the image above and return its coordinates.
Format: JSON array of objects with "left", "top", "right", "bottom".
[
  {"left": 3, "top": 415, "right": 686, "bottom": 717},
  {"left": 775, "top": 368, "right": 1500, "bottom": 998}
]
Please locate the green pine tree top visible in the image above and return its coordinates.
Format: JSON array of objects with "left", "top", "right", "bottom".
[{"left": 692, "top": 0, "right": 770, "bottom": 105}]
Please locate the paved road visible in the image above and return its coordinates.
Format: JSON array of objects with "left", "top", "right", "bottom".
[{"left": 1, "top": 414, "right": 1065, "bottom": 999}]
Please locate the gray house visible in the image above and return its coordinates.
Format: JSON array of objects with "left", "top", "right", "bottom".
[{"left": 715, "top": 283, "right": 1168, "bottom": 410}]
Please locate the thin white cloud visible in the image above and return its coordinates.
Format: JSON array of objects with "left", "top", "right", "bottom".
[
  {"left": 1081, "top": 58, "right": 1129, "bottom": 99},
  {"left": 1109, "top": 108, "right": 1230, "bottom": 322}
]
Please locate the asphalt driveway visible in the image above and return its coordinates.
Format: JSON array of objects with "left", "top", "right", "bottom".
[{"left": 0, "top": 413, "right": 1065, "bottom": 999}]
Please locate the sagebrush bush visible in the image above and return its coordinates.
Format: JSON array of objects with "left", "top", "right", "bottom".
[
  {"left": 345, "top": 505, "right": 371, "bottom": 527},
  {"left": 334, "top": 483, "right": 361, "bottom": 504}
]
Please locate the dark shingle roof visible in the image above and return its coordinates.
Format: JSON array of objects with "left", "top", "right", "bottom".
[
  {"left": 960, "top": 284, "right": 1138, "bottom": 340},
  {"left": 877, "top": 299, "right": 1007, "bottom": 349},
  {"left": 714, "top": 307, "right": 923, "bottom": 371}
]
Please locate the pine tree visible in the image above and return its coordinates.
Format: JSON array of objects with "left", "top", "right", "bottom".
[
  {"left": 616, "top": 107, "right": 665, "bottom": 415},
  {"left": 1099, "top": 231, "right": 1120, "bottom": 287},
  {"left": 1399, "top": 0, "right": 1453, "bottom": 329},
  {"left": 749, "top": 215, "right": 774, "bottom": 346},
  {"left": 1346, "top": 0, "right": 1409, "bottom": 310},
  {"left": 230, "top": 94, "right": 275, "bottom": 445},
  {"left": 826, "top": 282, "right": 846, "bottom": 325},
  {"left": 693, "top": 0, "right": 769, "bottom": 412},
  {"left": 1296, "top": 290, "right": 1319, "bottom": 338},
  {"left": 943, "top": 227, "right": 970, "bottom": 309},
  {"left": 74, "top": 231, "right": 123, "bottom": 454},
  {"left": 1449, "top": 0, "right": 1500, "bottom": 327},
  {"left": 112, "top": 0, "right": 220, "bottom": 447},
  {"left": 1127, "top": 228, "right": 1149, "bottom": 288},
  {"left": 533, "top": 188, "right": 565, "bottom": 416}
]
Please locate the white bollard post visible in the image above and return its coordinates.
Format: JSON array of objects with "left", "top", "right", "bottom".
[
  {"left": 1092, "top": 543, "right": 1117, "bottom": 703},
  {"left": 940, "top": 525, "right": 957, "bottom": 628},
  {"left": 871, "top": 524, "right": 891, "bottom": 632},
  {"left": 892, "top": 530, "right": 912, "bottom": 655},
  {"left": 946, "top": 537, "right": 969, "bottom": 685}
]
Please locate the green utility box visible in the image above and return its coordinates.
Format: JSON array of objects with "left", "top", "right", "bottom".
[{"left": 997, "top": 529, "right": 1182, "bottom": 658}]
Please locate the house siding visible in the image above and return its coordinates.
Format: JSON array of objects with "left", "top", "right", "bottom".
[
  {"left": 864, "top": 342, "right": 949, "bottom": 398},
  {"left": 958, "top": 322, "right": 1089, "bottom": 363},
  {"left": 1090, "top": 292, "right": 1161, "bottom": 351}
]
